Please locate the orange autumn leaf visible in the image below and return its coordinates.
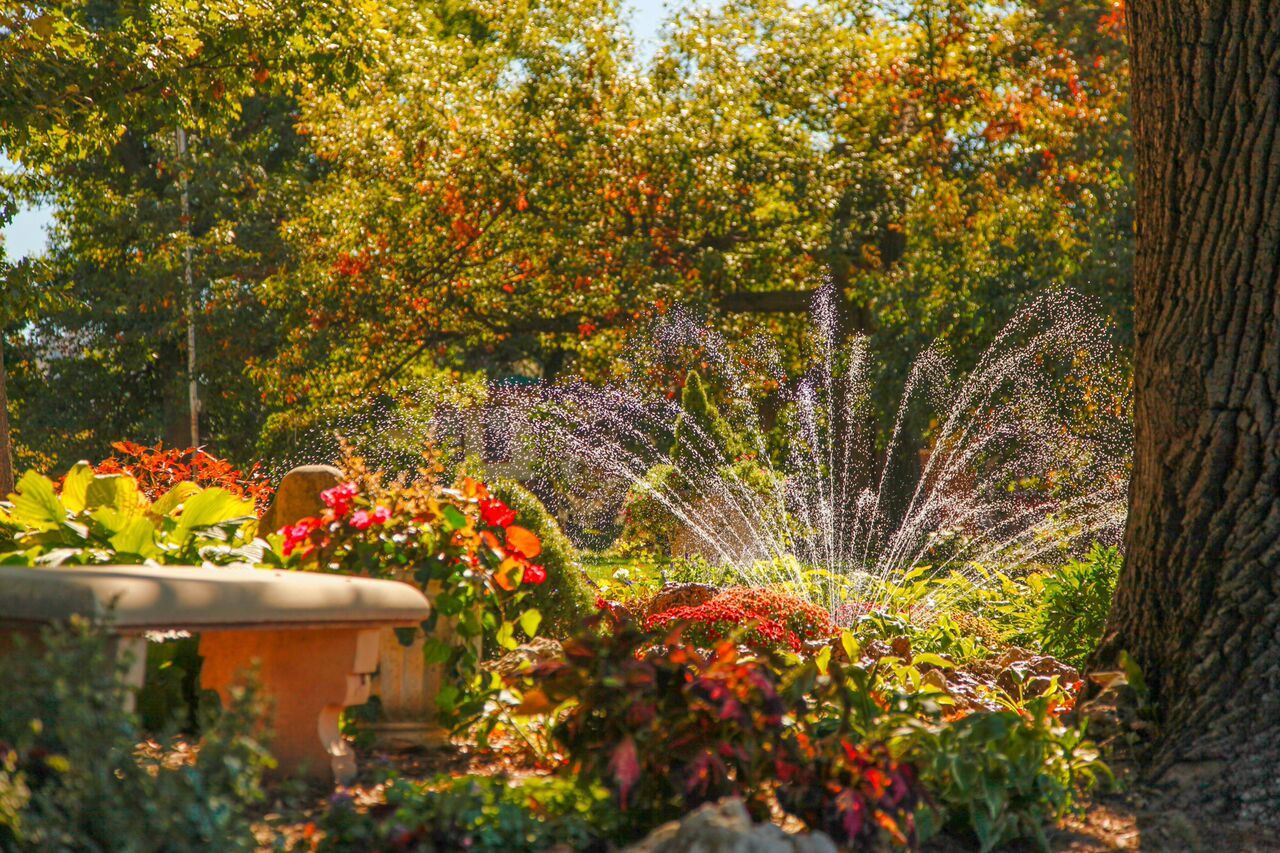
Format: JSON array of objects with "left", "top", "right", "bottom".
[
  {"left": 505, "top": 525, "right": 542, "bottom": 558},
  {"left": 494, "top": 556, "right": 522, "bottom": 591}
]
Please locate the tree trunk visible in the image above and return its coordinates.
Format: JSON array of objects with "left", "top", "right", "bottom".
[
  {"left": 1102, "top": 1, "right": 1280, "bottom": 823},
  {"left": 0, "top": 336, "right": 14, "bottom": 495}
]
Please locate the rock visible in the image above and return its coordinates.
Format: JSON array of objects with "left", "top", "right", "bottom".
[
  {"left": 258, "top": 464, "right": 344, "bottom": 534},
  {"left": 995, "top": 649, "right": 1081, "bottom": 698},
  {"left": 624, "top": 799, "right": 838, "bottom": 853},
  {"left": 647, "top": 583, "right": 721, "bottom": 617},
  {"left": 857, "top": 639, "right": 894, "bottom": 666},
  {"left": 938, "top": 667, "right": 1004, "bottom": 713},
  {"left": 486, "top": 637, "right": 565, "bottom": 677}
]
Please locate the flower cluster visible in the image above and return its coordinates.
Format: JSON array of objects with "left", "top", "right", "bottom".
[
  {"left": 645, "top": 587, "right": 836, "bottom": 654},
  {"left": 273, "top": 474, "right": 546, "bottom": 591},
  {"left": 82, "top": 441, "right": 274, "bottom": 512}
]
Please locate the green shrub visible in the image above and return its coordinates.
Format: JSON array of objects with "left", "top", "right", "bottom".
[
  {"left": 617, "top": 463, "right": 685, "bottom": 554},
  {"left": 671, "top": 371, "right": 746, "bottom": 470},
  {"left": 312, "top": 774, "right": 615, "bottom": 852},
  {"left": 1033, "top": 544, "right": 1120, "bottom": 668},
  {"left": 0, "top": 618, "right": 271, "bottom": 851},
  {"left": 488, "top": 478, "right": 598, "bottom": 639},
  {"left": 900, "top": 700, "right": 1109, "bottom": 851}
]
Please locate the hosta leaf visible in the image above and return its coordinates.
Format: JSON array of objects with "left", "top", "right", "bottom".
[
  {"left": 151, "top": 481, "right": 201, "bottom": 519},
  {"left": 109, "top": 516, "right": 160, "bottom": 558},
  {"left": 84, "top": 474, "right": 141, "bottom": 516},
  {"left": 10, "top": 471, "right": 65, "bottom": 529},
  {"left": 60, "top": 462, "right": 95, "bottom": 513},
  {"left": 172, "top": 488, "right": 255, "bottom": 539}
]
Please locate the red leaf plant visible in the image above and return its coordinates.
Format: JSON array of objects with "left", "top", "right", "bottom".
[{"left": 645, "top": 586, "right": 837, "bottom": 654}]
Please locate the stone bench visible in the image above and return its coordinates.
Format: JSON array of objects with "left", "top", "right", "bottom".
[{"left": 0, "top": 564, "right": 431, "bottom": 784}]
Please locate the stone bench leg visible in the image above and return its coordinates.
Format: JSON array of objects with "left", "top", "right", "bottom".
[{"left": 199, "top": 628, "right": 380, "bottom": 784}]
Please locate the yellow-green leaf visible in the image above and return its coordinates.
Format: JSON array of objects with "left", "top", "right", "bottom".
[
  {"left": 518, "top": 608, "right": 542, "bottom": 639},
  {"left": 84, "top": 474, "right": 141, "bottom": 516},
  {"left": 60, "top": 462, "right": 95, "bottom": 513},
  {"left": 151, "top": 481, "right": 201, "bottom": 518},
  {"left": 10, "top": 471, "right": 65, "bottom": 529}
]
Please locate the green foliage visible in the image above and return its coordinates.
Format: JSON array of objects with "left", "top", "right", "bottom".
[
  {"left": 311, "top": 774, "right": 616, "bottom": 852},
  {"left": 900, "top": 701, "right": 1109, "bottom": 851},
  {"left": 487, "top": 479, "right": 597, "bottom": 639},
  {"left": 963, "top": 544, "right": 1121, "bottom": 668},
  {"left": 0, "top": 464, "right": 260, "bottom": 566},
  {"left": 266, "top": 0, "right": 1131, "bottom": 419},
  {"left": 0, "top": 618, "right": 271, "bottom": 851},
  {"left": 1, "top": 0, "right": 374, "bottom": 466},
  {"left": 1031, "top": 544, "right": 1121, "bottom": 668},
  {"left": 671, "top": 371, "right": 746, "bottom": 469},
  {"left": 617, "top": 463, "right": 684, "bottom": 554}
]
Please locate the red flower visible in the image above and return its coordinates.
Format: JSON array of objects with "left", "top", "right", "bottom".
[
  {"left": 350, "top": 510, "right": 373, "bottom": 530},
  {"left": 371, "top": 506, "right": 392, "bottom": 525},
  {"left": 479, "top": 498, "right": 517, "bottom": 528},
  {"left": 281, "top": 518, "right": 320, "bottom": 556},
  {"left": 522, "top": 564, "right": 548, "bottom": 585},
  {"left": 321, "top": 482, "right": 358, "bottom": 516}
]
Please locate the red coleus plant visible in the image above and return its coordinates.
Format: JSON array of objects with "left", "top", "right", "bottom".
[
  {"left": 645, "top": 586, "right": 837, "bottom": 654},
  {"left": 521, "top": 618, "right": 921, "bottom": 846},
  {"left": 86, "top": 441, "right": 275, "bottom": 513}
]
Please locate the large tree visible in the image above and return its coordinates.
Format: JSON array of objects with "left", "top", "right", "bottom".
[
  {"left": 0, "top": 0, "right": 368, "bottom": 466},
  {"left": 1101, "top": 1, "right": 1280, "bottom": 825}
]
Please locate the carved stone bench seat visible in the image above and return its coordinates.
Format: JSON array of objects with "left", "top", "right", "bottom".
[{"left": 0, "top": 564, "right": 431, "bottom": 784}]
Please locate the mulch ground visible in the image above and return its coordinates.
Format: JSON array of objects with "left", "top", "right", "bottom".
[{"left": 248, "top": 741, "right": 1278, "bottom": 851}]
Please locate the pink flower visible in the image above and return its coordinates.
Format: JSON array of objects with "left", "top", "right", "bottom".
[
  {"left": 371, "top": 506, "right": 391, "bottom": 525},
  {"left": 522, "top": 564, "right": 547, "bottom": 585},
  {"left": 320, "top": 482, "right": 359, "bottom": 516},
  {"left": 350, "top": 510, "right": 372, "bottom": 530}
]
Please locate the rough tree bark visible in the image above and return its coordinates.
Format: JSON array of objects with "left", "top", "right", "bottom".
[
  {"left": 1101, "top": 1, "right": 1280, "bottom": 823},
  {"left": 0, "top": 336, "right": 13, "bottom": 495}
]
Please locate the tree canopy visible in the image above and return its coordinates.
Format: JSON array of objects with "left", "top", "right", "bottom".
[{"left": 2, "top": 0, "right": 1132, "bottom": 467}]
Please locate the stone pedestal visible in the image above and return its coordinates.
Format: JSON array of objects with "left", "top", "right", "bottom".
[
  {"left": 200, "top": 626, "right": 381, "bottom": 784},
  {"left": 367, "top": 586, "right": 479, "bottom": 749}
]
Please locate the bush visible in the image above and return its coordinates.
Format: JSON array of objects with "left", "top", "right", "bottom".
[
  {"left": 617, "top": 463, "right": 684, "bottom": 554},
  {"left": 523, "top": 619, "right": 923, "bottom": 846},
  {"left": 487, "top": 478, "right": 598, "bottom": 639},
  {"left": 901, "top": 700, "right": 1109, "bottom": 851},
  {"left": 88, "top": 440, "right": 274, "bottom": 513},
  {"left": 1033, "top": 544, "right": 1121, "bottom": 668},
  {"left": 520, "top": 616, "right": 1107, "bottom": 850},
  {"left": 312, "top": 774, "right": 615, "bottom": 852},
  {"left": 645, "top": 586, "right": 837, "bottom": 653},
  {"left": 268, "top": 456, "right": 547, "bottom": 730},
  {"left": 0, "top": 619, "right": 271, "bottom": 851}
]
